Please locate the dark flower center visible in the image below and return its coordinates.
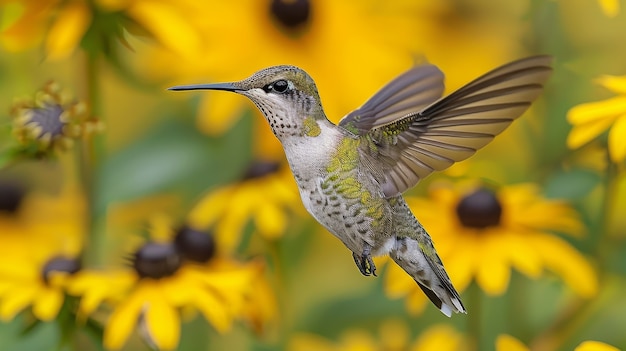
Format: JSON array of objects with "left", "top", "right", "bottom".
[
  {"left": 174, "top": 226, "right": 216, "bottom": 263},
  {"left": 455, "top": 188, "right": 502, "bottom": 229},
  {"left": 133, "top": 242, "right": 181, "bottom": 279},
  {"left": 42, "top": 257, "right": 81, "bottom": 285},
  {"left": 0, "top": 181, "right": 26, "bottom": 214},
  {"left": 269, "top": 0, "right": 311, "bottom": 30},
  {"left": 29, "top": 104, "right": 65, "bottom": 138},
  {"left": 242, "top": 160, "right": 281, "bottom": 181}
]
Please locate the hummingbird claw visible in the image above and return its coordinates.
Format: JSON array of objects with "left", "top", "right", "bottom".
[{"left": 352, "top": 248, "right": 377, "bottom": 277}]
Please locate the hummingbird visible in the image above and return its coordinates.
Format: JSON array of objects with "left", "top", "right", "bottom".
[{"left": 169, "top": 56, "right": 552, "bottom": 317}]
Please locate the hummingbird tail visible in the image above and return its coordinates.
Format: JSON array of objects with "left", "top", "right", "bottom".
[{"left": 390, "top": 237, "right": 466, "bottom": 317}]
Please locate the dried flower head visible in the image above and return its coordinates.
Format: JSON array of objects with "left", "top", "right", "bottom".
[{"left": 11, "top": 81, "right": 102, "bottom": 155}]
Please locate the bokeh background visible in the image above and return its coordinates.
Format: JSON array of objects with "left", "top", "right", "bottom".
[{"left": 1, "top": 0, "right": 625, "bottom": 350}]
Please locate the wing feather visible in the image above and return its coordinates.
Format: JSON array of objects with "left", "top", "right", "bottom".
[
  {"left": 342, "top": 55, "right": 553, "bottom": 196},
  {"left": 339, "top": 64, "right": 445, "bottom": 133}
]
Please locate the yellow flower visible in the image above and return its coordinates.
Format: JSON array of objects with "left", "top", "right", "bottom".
[
  {"left": 496, "top": 335, "right": 620, "bottom": 351},
  {"left": 0, "top": 254, "right": 81, "bottom": 322},
  {"left": 0, "top": 0, "right": 204, "bottom": 60},
  {"left": 288, "top": 319, "right": 467, "bottom": 351},
  {"left": 0, "top": 182, "right": 85, "bottom": 321},
  {"left": 67, "top": 227, "right": 260, "bottom": 350},
  {"left": 10, "top": 81, "right": 101, "bottom": 155},
  {"left": 188, "top": 160, "right": 302, "bottom": 252},
  {"left": 385, "top": 181, "right": 597, "bottom": 314},
  {"left": 567, "top": 75, "right": 626, "bottom": 163}
]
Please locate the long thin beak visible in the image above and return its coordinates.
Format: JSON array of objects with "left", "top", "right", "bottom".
[{"left": 167, "top": 82, "right": 241, "bottom": 92}]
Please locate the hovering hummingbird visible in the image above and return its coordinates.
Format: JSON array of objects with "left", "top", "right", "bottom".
[{"left": 169, "top": 56, "right": 552, "bottom": 316}]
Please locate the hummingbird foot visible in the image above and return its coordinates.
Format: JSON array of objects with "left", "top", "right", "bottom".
[{"left": 352, "top": 247, "right": 377, "bottom": 277}]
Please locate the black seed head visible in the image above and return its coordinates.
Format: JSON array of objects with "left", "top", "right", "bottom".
[
  {"left": 42, "top": 256, "right": 81, "bottom": 285},
  {"left": 455, "top": 188, "right": 502, "bottom": 229},
  {"left": 132, "top": 242, "right": 181, "bottom": 279},
  {"left": 174, "top": 226, "right": 216, "bottom": 263},
  {"left": 270, "top": 0, "right": 311, "bottom": 31},
  {"left": 0, "top": 180, "right": 26, "bottom": 214}
]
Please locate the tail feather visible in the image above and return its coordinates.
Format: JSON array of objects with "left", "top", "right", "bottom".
[{"left": 390, "top": 236, "right": 466, "bottom": 316}]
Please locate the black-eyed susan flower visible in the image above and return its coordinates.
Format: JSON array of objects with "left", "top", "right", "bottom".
[
  {"left": 496, "top": 334, "right": 619, "bottom": 351},
  {"left": 385, "top": 181, "right": 597, "bottom": 314},
  {"left": 67, "top": 229, "right": 260, "bottom": 350},
  {"left": 288, "top": 319, "right": 466, "bottom": 351},
  {"left": 188, "top": 160, "right": 302, "bottom": 252},
  {"left": 0, "top": 0, "right": 205, "bottom": 60},
  {"left": 567, "top": 75, "right": 626, "bottom": 163},
  {"left": 0, "top": 254, "right": 81, "bottom": 322},
  {"left": 10, "top": 81, "right": 101, "bottom": 155},
  {"left": 0, "top": 182, "right": 85, "bottom": 321}
]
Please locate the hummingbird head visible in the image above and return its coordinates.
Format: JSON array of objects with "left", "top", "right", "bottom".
[{"left": 169, "top": 66, "right": 326, "bottom": 139}]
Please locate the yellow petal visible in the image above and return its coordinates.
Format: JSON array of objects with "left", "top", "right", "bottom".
[
  {"left": 597, "top": 0, "right": 620, "bottom": 17},
  {"left": 608, "top": 115, "right": 626, "bottom": 162},
  {"left": 32, "top": 288, "right": 64, "bottom": 321},
  {"left": 531, "top": 234, "right": 598, "bottom": 297},
  {"left": 0, "top": 2, "right": 51, "bottom": 52},
  {"left": 568, "top": 97, "right": 626, "bottom": 125},
  {"left": 266, "top": 174, "right": 300, "bottom": 203},
  {"left": 441, "top": 233, "right": 476, "bottom": 293},
  {"left": 143, "top": 295, "right": 181, "bottom": 351},
  {"left": 518, "top": 202, "right": 585, "bottom": 237},
  {"left": 496, "top": 335, "right": 530, "bottom": 351},
  {"left": 45, "top": 0, "right": 92, "bottom": 60},
  {"left": 596, "top": 75, "right": 626, "bottom": 94},
  {"left": 104, "top": 290, "right": 145, "bottom": 350},
  {"left": 127, "top": 1, "right": 201, "bottom": 57},
  {"left": 76, "top": 287, "right": 107, "bottom": 320},
  {"left": 500, "top": 232, "right": 543, "bottom": 278},
  {"left": 0, "top": 284, "right": 38, "bottom": 320},
  {"left": 567, "top": 117, "right": 615, "bottom": 149},
  {"left": 193, "top": 288, "right": 233, "bottom": 333},
  {"left": 476, "top": 237, "right": 511, "bottom": 295},
  {"left": 575, "top": 340, "right": 620, "bottom": 351},
  {"left": 187, "top": 186, "right": 232, "bottom": 229},
  {"left": 254, "top": 203, "right": 287, "bottom": 239}
]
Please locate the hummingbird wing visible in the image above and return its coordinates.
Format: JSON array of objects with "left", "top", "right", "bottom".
[
  {"left": 338, "top": 63, "right": 445, "bottom": 134},
  {"left": 344, "top": 56, "right": 553, "bottom": 197}
]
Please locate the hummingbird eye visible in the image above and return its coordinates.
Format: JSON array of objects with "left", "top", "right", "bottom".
[{"left": 264, "top": 79, "right": 290, "bottom": 94}]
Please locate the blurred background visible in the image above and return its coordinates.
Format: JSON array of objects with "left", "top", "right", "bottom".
[{"left": 1, "top": 0, "right": 625, "bottom": 350}]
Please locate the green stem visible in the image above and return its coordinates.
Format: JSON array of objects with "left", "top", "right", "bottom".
[
  {"left": 467, "top": 283, "right": 483, "bottom": 351},
  {"left": 507, "top": 273, "right": 529, "bottom": 341},
  {"left": 595, "top": 157, "right": 619, "bottom": 259},
  {"left": 79, "top": 52, "right": 106, "bottom": 267}
]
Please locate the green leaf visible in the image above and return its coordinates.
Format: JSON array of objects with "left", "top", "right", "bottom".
[
  {"left": 94, "top": 111, "right": 253, "bottom": 217},
  {"left": 0, "top": 315, "right": 61, "bottom": 351},
  {"left": 543, "top": 168, "right": 601, "bottom": 199}
]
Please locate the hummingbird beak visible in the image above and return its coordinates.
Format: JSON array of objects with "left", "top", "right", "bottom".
[{"left": 167, "top": 82, "right": 241, "bottom": 92}]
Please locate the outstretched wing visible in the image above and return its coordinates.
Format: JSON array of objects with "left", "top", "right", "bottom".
[
  {"left": 343, "top": 55, "right": 553, "bottom": 197},
  {"left": 339, "top": 63, "right": 445, "bottom": 134}
]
